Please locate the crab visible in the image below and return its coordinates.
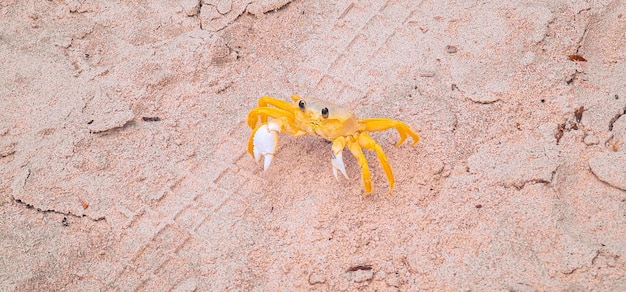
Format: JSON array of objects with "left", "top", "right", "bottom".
[{"left": 247, "top": 95, "right": 420, "bottom": 195}]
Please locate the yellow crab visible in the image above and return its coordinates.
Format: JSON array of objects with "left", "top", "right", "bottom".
[{"left": 247, "top": 95, "right": 420, "bottom": 194}]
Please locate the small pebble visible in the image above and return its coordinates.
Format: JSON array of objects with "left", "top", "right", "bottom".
[
  {"left": 347, "top": 269, "right": 374, "bottom": 283},
  {"left": 583, "top": 133, "right": 599, "bottom": 146},
  {"left": 308, "top": 272, "right": 325, "bottom": 285},
  {"left": 446, "top": 45, "right": 458, "bottom": 53},
  {"left": 216, "top": 0, "right": 232, "bottom": 15}
]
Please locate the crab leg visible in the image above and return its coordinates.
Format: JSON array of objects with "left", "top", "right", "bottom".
[
  {"left": 347, "top": 140, "right": 373, "bottom": 195},
  {"left": 357, "top": 133, "right": 394, "bottom": 194},
  {"left": 331, "top": 137, "right": 349, "bottom": 180},
  {"left": 358, "top": 118, "right": 420, "bottom": 147},
  {"left": 257, "top": 96, "right": 299, "bottom": 124},
  {"left": 247, "top": 107, "right": 295, "bottom": 129}
]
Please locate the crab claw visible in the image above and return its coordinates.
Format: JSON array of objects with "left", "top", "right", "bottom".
[
  {"left": 253, "top": 123, "right": 279, "bottom": 170},
  {"left": 331, "top": 151, "right": 349, "bottom": 180}
]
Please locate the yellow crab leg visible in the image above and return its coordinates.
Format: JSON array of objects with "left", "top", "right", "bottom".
[
  {"left": 257, "top": 96, "right": 299, "bottom": 123},
  {"left": 258, "top": 96, "right": 297, "bottom": 109},
  {"left": 290, "top": 94, "right": 303, "bottom": 102},
  {"left": 358, "top": 118, "right": 420, "bottom": 147},
  {"left": 247, "top": 107, "right": 295, "bottom": 129},
  {"left": 347, "top": 139, "right": 373, "bottom": 195},
  {"left": 357, "top": 133, "right": 395, "bottom": 194}
]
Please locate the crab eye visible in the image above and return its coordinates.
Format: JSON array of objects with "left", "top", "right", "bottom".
[
  {"left": 298, "top": 100, "right": 306, "bottom": 110},
  {"left": 321, "top": 107, "right": 329, "bottom": 118}
]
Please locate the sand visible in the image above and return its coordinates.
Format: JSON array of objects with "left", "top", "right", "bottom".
[{"left": 1, "top": 0, "right": 625, "bottom": 290}]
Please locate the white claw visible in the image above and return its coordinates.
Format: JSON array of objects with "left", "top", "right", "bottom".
[
  {"left": 253, "top": 124, "right": 278, "bottom": 171},
  {"left": 262, "top": 154, "right": 273, "bottom": 171},
  {"left": 331, "top": 151, "right": 349, "bottom": 180}
]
